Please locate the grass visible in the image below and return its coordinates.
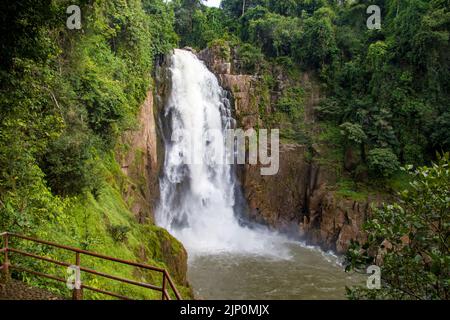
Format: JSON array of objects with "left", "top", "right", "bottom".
[
  {"left": 335, "top": 179, "right": 371, "bottom": 201},
  {"left": 335, "top": 170, "right": 412, "bottom": 202},
  {"left": 386, "top": 171, "right": 413, "bottom": 193}
]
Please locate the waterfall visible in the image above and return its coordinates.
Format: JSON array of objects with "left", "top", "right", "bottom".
[{"left": 156, "top": 49, "right": 287, "bottom": 257}]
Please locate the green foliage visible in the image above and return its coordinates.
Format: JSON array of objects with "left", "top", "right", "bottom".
[
  {"left": 0, "top": 0, "right": 190, "bottom": 299},
  {"left": 313, "top": 122, "right": 345, "bottom": 174},
  {"left": 345, "top": 153, "right": 450, "bottom": 300},
  {"left": 248, "top": 12, "right": 302, "bottom": 58},
  {"left": 173, "top": 0, "right": 232, "bottom": 49},
  {"left": 432, "top": 112, "right": 450, "bottom": 151},
  {"left": 208, "top": 38, "right": 231, "bottom": 60},
  {"left": 235, "top": 43, "right": 266, "bottom": 74},
  {"left": 315, "top": 0, "right": 450, "bottom": 169},
  {"left": 208, "top": 0, "right": 450, "bottom": 179},
  {"left": 276, "top": 86, "right": 304, "bottom": 118},
  {"left": 335, "top": 179, "right": 370, "bottom": 202},
  {"left": 340, "top": 122, "right": 367, "bottom": 145},
  {"left": 142, "top": 0, "right": 179, "bottom": 55},
  {"left": 108, "top": 224, "right": 132, "bottom": 243},
  {"left": 367, "top": 148, "right": 400, "bottom": 178},
  {"left": 296, "top": 10, "right": 337, "bottom": 69},
  {"left": 70, "top": 0, "right": 154, "bottom": 141},
  {"left": 0, "top": 0, "right": 176, "bottom": 207},
  {"left": 41, "top": 132, "right": 101, "bottom": 196}
]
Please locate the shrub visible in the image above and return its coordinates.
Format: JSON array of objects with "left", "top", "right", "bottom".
[
  {"left": 208, "top": 38, "right": 231, "bottom": 60},
  {"left": 236, "top": 43, "right": 266, "bottom": 74},
  {"left": 340, "top": 122, "right": 367, "bottom": 145},
  {"left": 345, "top": 153, "right": 450, "bottom": 300},
  {"left": 41, "top": 132, "right": 100, "bottom": 196},
  {"left": 276, "top": 86, "right": 304, "bottom": 118},
  {"left": 108, "top": 225, "right": 131, "bottom": 243},
  {"left": 367, "top": 148, "right": 400, "bottom": 177}
]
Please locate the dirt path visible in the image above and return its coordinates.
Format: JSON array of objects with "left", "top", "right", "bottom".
[{"left": 0, "top": 279, "right": 64, "bottom": 300}]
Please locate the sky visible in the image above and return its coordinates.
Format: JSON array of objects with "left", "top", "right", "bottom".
[
  {"left": 202, "top": 0, "right": 221, "bottom": 7},
  {"left": 166, "top": 0, "right": 221, "bottom": 8}
]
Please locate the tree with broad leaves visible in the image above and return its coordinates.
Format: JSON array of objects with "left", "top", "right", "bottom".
[{"left": 345, "top": 153, "right": 450, "bottom": 300}]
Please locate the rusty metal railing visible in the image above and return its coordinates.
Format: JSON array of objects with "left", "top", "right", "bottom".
[{"left": 0, "top": 232, "right": 182, "bottom": 300}]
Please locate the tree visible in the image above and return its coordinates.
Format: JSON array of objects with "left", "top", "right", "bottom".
[
  {"left": 221, "top": 0, "right": 272, "bottom": 22},
  {"left": 345, "top": 153, "right": 450, "bottom": 300},
  {"left": 296, "top": 10, "right": 337, "bottom": 68},
  {"left": 367, "top": 148, "right": 400, "bottom": 177},
  {"left": 340, "top": 122, "right": 367, "bottom": 145},
  {"left": 41, "top": 132, "right": 100, "bottom": 196},
  {"left": 340, "top": 122, "right": 368, "bottom": 162},
  {"left": 142, "top": 0, "right": 179, "bottom": 55},
  {"left": 248, "top": 12, "right": 302, "bottom": 57},
  {"left": 235, "top": 43, "right": 266, "bottom": 73}
]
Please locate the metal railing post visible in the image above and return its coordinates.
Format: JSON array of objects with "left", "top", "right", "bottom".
[
  {"left": 1, "top": 233, "right": 10, "bottom": 283},
  {"left": 161, "top": 271, "right": 166, "bottom": 300},
  {"left": 72, "top": 252, "right": 83, "bottom": 300}
]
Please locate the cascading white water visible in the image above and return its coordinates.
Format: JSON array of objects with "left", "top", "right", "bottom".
[{"left": 156, "top": 49, "right": 288, "bottom": 257}]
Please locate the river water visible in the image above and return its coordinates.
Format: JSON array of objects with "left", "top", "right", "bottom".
[
  {"left": 187, "top": 243, "right": 364, "bottom": 300},
  {"left": 156, "top": 49, "right": 364, "bottom": 300}
]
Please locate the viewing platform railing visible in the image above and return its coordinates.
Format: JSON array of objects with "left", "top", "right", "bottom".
[{"left": 0, "top": 232, "right": 182, "bottom": 300}]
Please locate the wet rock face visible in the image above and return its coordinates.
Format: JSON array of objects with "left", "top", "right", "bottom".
[
  {"left": 302, "top": 188, "right": 370, "bottom": 253},
  {"left": 117, "top": 91, "right": 160, "bottom": 223},
  {"left": 240, "top": 144, "right": 371, "bottom": 254},
  {"left": 199, "top": 47, "right": 261, "bottom": 130},
  {"left": 241, "top": 143, "right": 309, "bottom": 231},
  {"left": 198, "top": 45, "right": 373, "bottom": 254},
  {"left": 219, "top": 74, "right": 260, "bottom": 130}
]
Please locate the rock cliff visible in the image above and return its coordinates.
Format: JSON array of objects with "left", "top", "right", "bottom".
[
  {"left": 117, "top": 91, "right": 160, "bottom": 223},
  {"left": 198, "top": 45, "right": 377, "bottom": 254}
]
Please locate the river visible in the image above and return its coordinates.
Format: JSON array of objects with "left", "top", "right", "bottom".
[{"left": 188, "top": 243, "right": 364, "bottom": 300}]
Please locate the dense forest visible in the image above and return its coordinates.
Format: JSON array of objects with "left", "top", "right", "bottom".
[
  {"left": 176, "top": 0, "right": 449, "bottom": 174},
  {"left": 0, "top": 0, "right": 186, "bottom": 299},
  {"left": 0, "top": 0, "right": 448, "bottom": 300}
]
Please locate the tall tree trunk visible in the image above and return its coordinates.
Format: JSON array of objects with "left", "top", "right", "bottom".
[
  {"left": 360, "top": 143, "right": 366, "bottom": 162},
  {"left": 242, "top": 0, "right": 246, "bottom": 17}
]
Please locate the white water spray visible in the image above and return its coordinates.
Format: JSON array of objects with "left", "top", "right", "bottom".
[{"left": 156, "top": 49, "right": 288, "bottom": 257}]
